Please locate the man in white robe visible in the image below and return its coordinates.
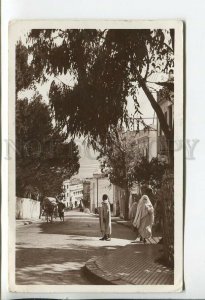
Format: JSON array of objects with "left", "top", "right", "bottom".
[
  {"left": 99, "top": 194, "right": 111, "bottom": 241},
  {"left": 133, "top": 195, "right": 154, "bottom": 242}
]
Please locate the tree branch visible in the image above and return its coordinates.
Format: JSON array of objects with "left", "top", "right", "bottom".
[
  {"left": 163, "top": 42, "right": 174, "bottom": 53},
  {"left": 136, "top": 69, "right": 172, "bottom": 141},
  {"left": 143, "top": 49, "right": 150, "bottom": 81}
]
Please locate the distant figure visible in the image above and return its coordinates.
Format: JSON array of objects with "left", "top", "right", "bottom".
[
  {"left": 133, "top": 195, "right": 154, "bottom": 242},
  {"left": 57, "top": 200, "right": 66, "bottom": 221},
  {"left": 79, "top": 200, "right": 84, "bottom": 212},
  {"left": 70, "top": 200, "right": 73, "bottom": 210},
  {"left": 99, "top": 194, "right": 111, "bottom": 241}
]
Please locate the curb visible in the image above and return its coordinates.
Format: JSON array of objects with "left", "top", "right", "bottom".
[
  {"left": 84, "top": 258, "right": 117, "bottom": 285},
  {"left": 84, "top": 244, "right": 173, "bottom": 285},
  {"left": 84, "top": 257, "right": 130, "bottom": 285},
  {"left": 115, "top": 220, "right": 132, "bottom": 228}
]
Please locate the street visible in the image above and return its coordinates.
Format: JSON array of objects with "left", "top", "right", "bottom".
[{"left": 16, "top": 210, "right": 136, "bottom": 285}]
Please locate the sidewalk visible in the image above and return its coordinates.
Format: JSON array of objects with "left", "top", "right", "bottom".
[
  {"left": 85, "top": 216, "right": 172, "bottom": 285},
  {"left": 113, "top": 218, "right": 161, "bottom": 244},
  {"left": 85, "top": 242, "right": 174, "bottom": 285}
]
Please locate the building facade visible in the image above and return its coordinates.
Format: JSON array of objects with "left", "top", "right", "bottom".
[
  {"left": 63, "top": 179, "right": 83, "bottom": 208},
  {"left": 89, "top": 172, "right": 115, "bottom": 214},
  {"left": 157, "top": 72, "right": 174, "bottom": 163},
  {"left": 135, "top": 128, "right": 157, "bottom": 162},
  {"left": 114, "top": 127, "right": 158, "bottom": 219}
]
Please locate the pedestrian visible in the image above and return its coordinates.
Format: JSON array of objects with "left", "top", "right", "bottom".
[
  {"left": 99, "top": 194, "right": 111, "bottom": 241},
  {"left": 129, "top": 196, "right": 139, "bottom": 229},
  {"left": 132, "top": 194, "right": 154, "bottom": 243},
  {"left": 70, "top": 200, "right": 73, "bottom": 210},
  {"left": 57, "top": 200, "right": 66, "bottom": 221}
]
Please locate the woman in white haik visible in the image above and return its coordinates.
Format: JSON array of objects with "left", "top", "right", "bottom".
[
  {"left": 99, "top": 194, "right": 111, "bottom": 241},
  {"left": 133, "top": 195, "right": 154, "bottom": 243}
]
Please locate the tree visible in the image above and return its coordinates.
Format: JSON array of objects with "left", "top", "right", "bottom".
[
  {"left": 97, "top": 129, "right": 167, "bottom": 219},
  {"left": 16, "top": 40, "right": 45, "bottom": 95},
  {"left": 26, "top": 29, "right": 174, "bottom": 165},
  {"left": 133, "top": 156, "right": 167, "bottom": 190},
  {"left": 16, "top": 94, "right": 80, "bottom": 197}
]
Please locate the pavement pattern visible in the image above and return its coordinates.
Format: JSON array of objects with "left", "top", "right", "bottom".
[
  {"left": 16, "top": 210, "right": 173, "bottom": 285},
  {"left": 16, "top": 210, "right": 137, "bottom": 285},
  {"left": 85, "top": 243, "right": 173, "bottom": 285}
]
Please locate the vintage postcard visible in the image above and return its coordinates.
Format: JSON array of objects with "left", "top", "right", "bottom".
[{"left": 9, "top": 20, "right": 183, "bottom": 293}]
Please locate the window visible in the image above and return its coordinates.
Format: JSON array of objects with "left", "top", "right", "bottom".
[
  {"left": 168, "top": 105, "right": 173, "bottom": 129},
  {"left": 143, "top": 148, "right": 146, "bottom": 157}
]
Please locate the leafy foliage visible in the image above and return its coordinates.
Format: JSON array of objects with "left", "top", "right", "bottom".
[
  {"left": 16, "top": 41, "right": 34, "bottom": 93},
  {"left": 98, "top": 129, "right": 167, "bottom": 190},
  {"left": 26, "top": 29, "right": 174, "bottom": 150},
  {"left": 133, "top": 157, "right": 167, "bottom": 189},
  {"left": 16, "top": 94, "right": 80, "bottom": 197}
]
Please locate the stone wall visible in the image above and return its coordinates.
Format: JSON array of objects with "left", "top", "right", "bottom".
[{"left": 16, "top": 197, "right": 40, "bottom": 220}]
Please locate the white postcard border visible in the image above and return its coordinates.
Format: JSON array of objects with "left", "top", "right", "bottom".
[{"left": 9, "top": 19, "right": 184, "bottom": 293}]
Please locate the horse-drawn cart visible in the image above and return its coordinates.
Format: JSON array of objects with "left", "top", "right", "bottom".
[{"left": 42, "top": 197, "right": 58, "bottom": 223}]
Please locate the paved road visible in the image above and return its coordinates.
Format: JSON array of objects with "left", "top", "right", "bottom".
[{"left": 16, "top": 210, "right": 136, "bottom": 285}]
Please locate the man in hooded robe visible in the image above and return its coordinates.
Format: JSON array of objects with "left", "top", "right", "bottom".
[{"left": 133, "top": 195, "right": 154, "bottom": 242}]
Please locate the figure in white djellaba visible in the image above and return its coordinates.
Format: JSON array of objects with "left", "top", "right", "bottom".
[
  {"left": 133, "top": 195, "right": 155, "bottom": 243},
  {"left": 99, "top": 194, "right": 111, "bottom": 241}
]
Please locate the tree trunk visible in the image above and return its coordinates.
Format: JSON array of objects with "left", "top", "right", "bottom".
[
  {"left": 136, "top": 70, "right": 174, "bottom": 167},
  {"left": 159, "top": 172, "right": 174, "bottom": 267}
]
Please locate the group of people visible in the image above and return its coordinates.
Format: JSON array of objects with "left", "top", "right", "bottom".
[
  {"left": 98, "top": 192, "right": 155, "bottom": 243},
  {"left": 40, "top": 197, "right": 66, "bottom": 222}
]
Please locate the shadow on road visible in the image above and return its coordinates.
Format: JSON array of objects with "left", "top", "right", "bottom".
[
  {"left": 16, "top": 243, "right": 124, "bottom": 285},
  {"left": 38, "top": 213, "right": 137, "bottom": 241},
  {"left": 16, "top": 212, "right": 137, "bottom": 285}
]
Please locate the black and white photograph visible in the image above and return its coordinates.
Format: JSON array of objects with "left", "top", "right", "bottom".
[{"left": 8, "top": 20, "right": 183, "bottom": 293}]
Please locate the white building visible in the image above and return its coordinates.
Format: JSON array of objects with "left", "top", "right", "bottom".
[
  {"left": 135, "top": 127, "right": 157, "bottom": 161},
  {"left": 89, "top": 172, "right": 115, "bottom": 214},
  {"left": 125, "top": 126, "right": 157, "bottom": 162},
  {"left": 63, "top": 179, "right": 83, "bottom": 208},
  {"left": 157, "top": 70, "right": 174, "bottom": 163}
]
